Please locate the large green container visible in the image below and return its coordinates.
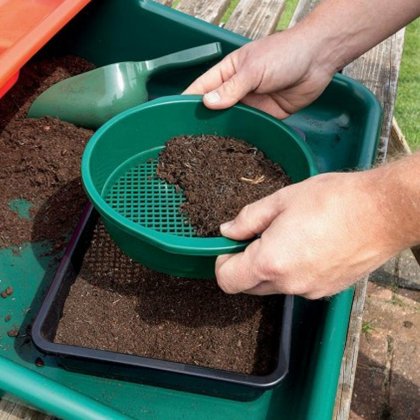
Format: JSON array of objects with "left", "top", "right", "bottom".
[{"left": 0, "top": 1, "right": 382, "bottom": 419}]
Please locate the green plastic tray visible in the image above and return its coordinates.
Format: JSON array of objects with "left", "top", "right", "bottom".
[{"left": 0, "top": 1, "right": 381, "bottom": 419}]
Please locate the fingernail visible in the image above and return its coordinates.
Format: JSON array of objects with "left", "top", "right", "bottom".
[
  {"left": 204, "top": 91, "right": 221, "bottom": 104},
  {"left": 220, "top": 220, "right": 234, "bottom": 234}
]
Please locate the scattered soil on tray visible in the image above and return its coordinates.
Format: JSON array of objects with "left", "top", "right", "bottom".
[
  {"left": 0, "top": 56, "right": 95, "bottom": 249},
  {"left": 55, "top": 222, "right": 282, "bottom": 375},
  {"left": 157, "top": 135, "right": 291, "bottom": 236}
]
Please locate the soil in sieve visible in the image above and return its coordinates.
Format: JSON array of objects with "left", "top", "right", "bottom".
[{"left": 157, "top": 134, "right": 291, "bottom": 236}]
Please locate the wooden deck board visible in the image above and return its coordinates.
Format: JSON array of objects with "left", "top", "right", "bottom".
[
  {"left": 289, "top": 0, "right": 318, "bottom": 27},
  {"left": 0, "top": 399, "right": 51, "bottom": 420},
  {"left": 224, "top": 0, "right": 286, "bottom": 39},
  {"left": 176, "top": 0, "right": 231, "bottom": 24},
  {"left": 333, "top": 278, "right": 369, "bottom": 420}
]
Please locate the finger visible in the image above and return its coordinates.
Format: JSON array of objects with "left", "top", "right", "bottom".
[
  {"left": 202, "top": 70, "right": 255, "bottom": 109},
  {"left": 220, "top": 191, "right": 284, "bottom": 240},
  {"left": 215, "top": 240, "right": 263, "bottom": 294},
  {"left": 183, "top": 57, "right": 236, "bottom": 95}
]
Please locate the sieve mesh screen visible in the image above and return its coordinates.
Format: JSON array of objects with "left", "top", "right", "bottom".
[{"left": 104, "top": 159, "right": 196, "bottom": 236}]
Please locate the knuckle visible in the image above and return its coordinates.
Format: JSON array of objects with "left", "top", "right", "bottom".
[
  {"left": 223, "top": 79, "right": 241, "bottom": 98},
  {"left": 256, "top": 251, "right": 310, "bottom": 296},
  {"left": 258, "top": 250, "right": 284, "bottom": 280}
]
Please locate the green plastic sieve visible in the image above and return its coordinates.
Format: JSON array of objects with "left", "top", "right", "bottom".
[{"left": 81, "top": 95, "right": 318, "bottom": 278}]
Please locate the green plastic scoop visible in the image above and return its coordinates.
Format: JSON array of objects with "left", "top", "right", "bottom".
[{"left": 27, "top": 43, "right": 222, "bottom": 129}]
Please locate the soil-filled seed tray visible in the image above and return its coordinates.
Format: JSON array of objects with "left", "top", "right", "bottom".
[
  {"left": 31, "top": 206, "right": 293, "bottom": 401},
  {"left": 0, "top": 1, "right": 382, "bottom": 419}
]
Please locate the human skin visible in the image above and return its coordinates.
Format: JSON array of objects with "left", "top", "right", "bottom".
[
  {"left": 216, "top": 155, "right": 420, "bottom": 299},
  {"left": 184, "top": 0, "right": 420, "bottom": 298}
]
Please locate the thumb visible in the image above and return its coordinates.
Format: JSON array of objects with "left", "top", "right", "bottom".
[
  {"left": 220, "top": 191, "right": 284, "bottom": 240},
  {"left": 203, "top": 71, "right": 254, "bottom": 109}
]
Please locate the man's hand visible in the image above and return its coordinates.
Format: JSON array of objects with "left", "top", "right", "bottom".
[
  {"left": 215, "top": 170, "right": 403, "bottom": 299},
  {"left": 184, "top": 29, "right": 334, "bottom": 119},
  {"left": 185, "top": 0, "right": 419, "bottom": 120}
]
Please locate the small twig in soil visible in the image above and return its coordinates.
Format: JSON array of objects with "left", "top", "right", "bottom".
[{"left": 240, "top": 175, "right": 266, "bottom": 185}]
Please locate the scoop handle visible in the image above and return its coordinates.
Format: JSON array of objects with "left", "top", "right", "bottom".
[{"left": 145, "top": 42, "right": 222, "bottom": 75}]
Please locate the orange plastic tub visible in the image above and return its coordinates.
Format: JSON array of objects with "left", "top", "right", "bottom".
[{"left": 0, "top": 0, "right": 91, "bottom": 98}]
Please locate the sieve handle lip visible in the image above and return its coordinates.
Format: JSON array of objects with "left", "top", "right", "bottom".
[
  {"left": 99, "top": 210, "right": 250, "bottom": 256},
  {"left": 151, "top": 230, "right": 251, "bottom": 256}
]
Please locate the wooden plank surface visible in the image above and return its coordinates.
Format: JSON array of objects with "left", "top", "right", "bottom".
[
  {"left": 0, "top": 399, "right": 51, "bottom": 420},
  {"left": 389, "top": 117, "right": 412, "bottom": 156},
  {"left": 289, "top": 0, "right": 318, "bottom": 27},
  {"left": 333, "top": 278, "right": 369, "bottom": 420},
  {"left": 224, "top": 0, "right": 286, "bottom": 39},
  {"left": 176, "top": 0, "right": 231, "bottom": 24}
]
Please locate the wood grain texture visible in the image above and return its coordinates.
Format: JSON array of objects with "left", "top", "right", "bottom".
[
  {"left": 224, "top": 0, "right": 286, "bottom": 39},
  {"left": 332, "top": 278, "right": 369, "bottom": 420},
  {"left": 176, "top": 0, "right": 231, "bottom": 24},
  {"left": 0, "top": 399, "right": 52, "bottom": 420},
  {"left": 289, "top": 0, "right": 318, "bottom": 27},
  {"left": 389, "top": 117, "right": 412, "bottom": 156}
]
